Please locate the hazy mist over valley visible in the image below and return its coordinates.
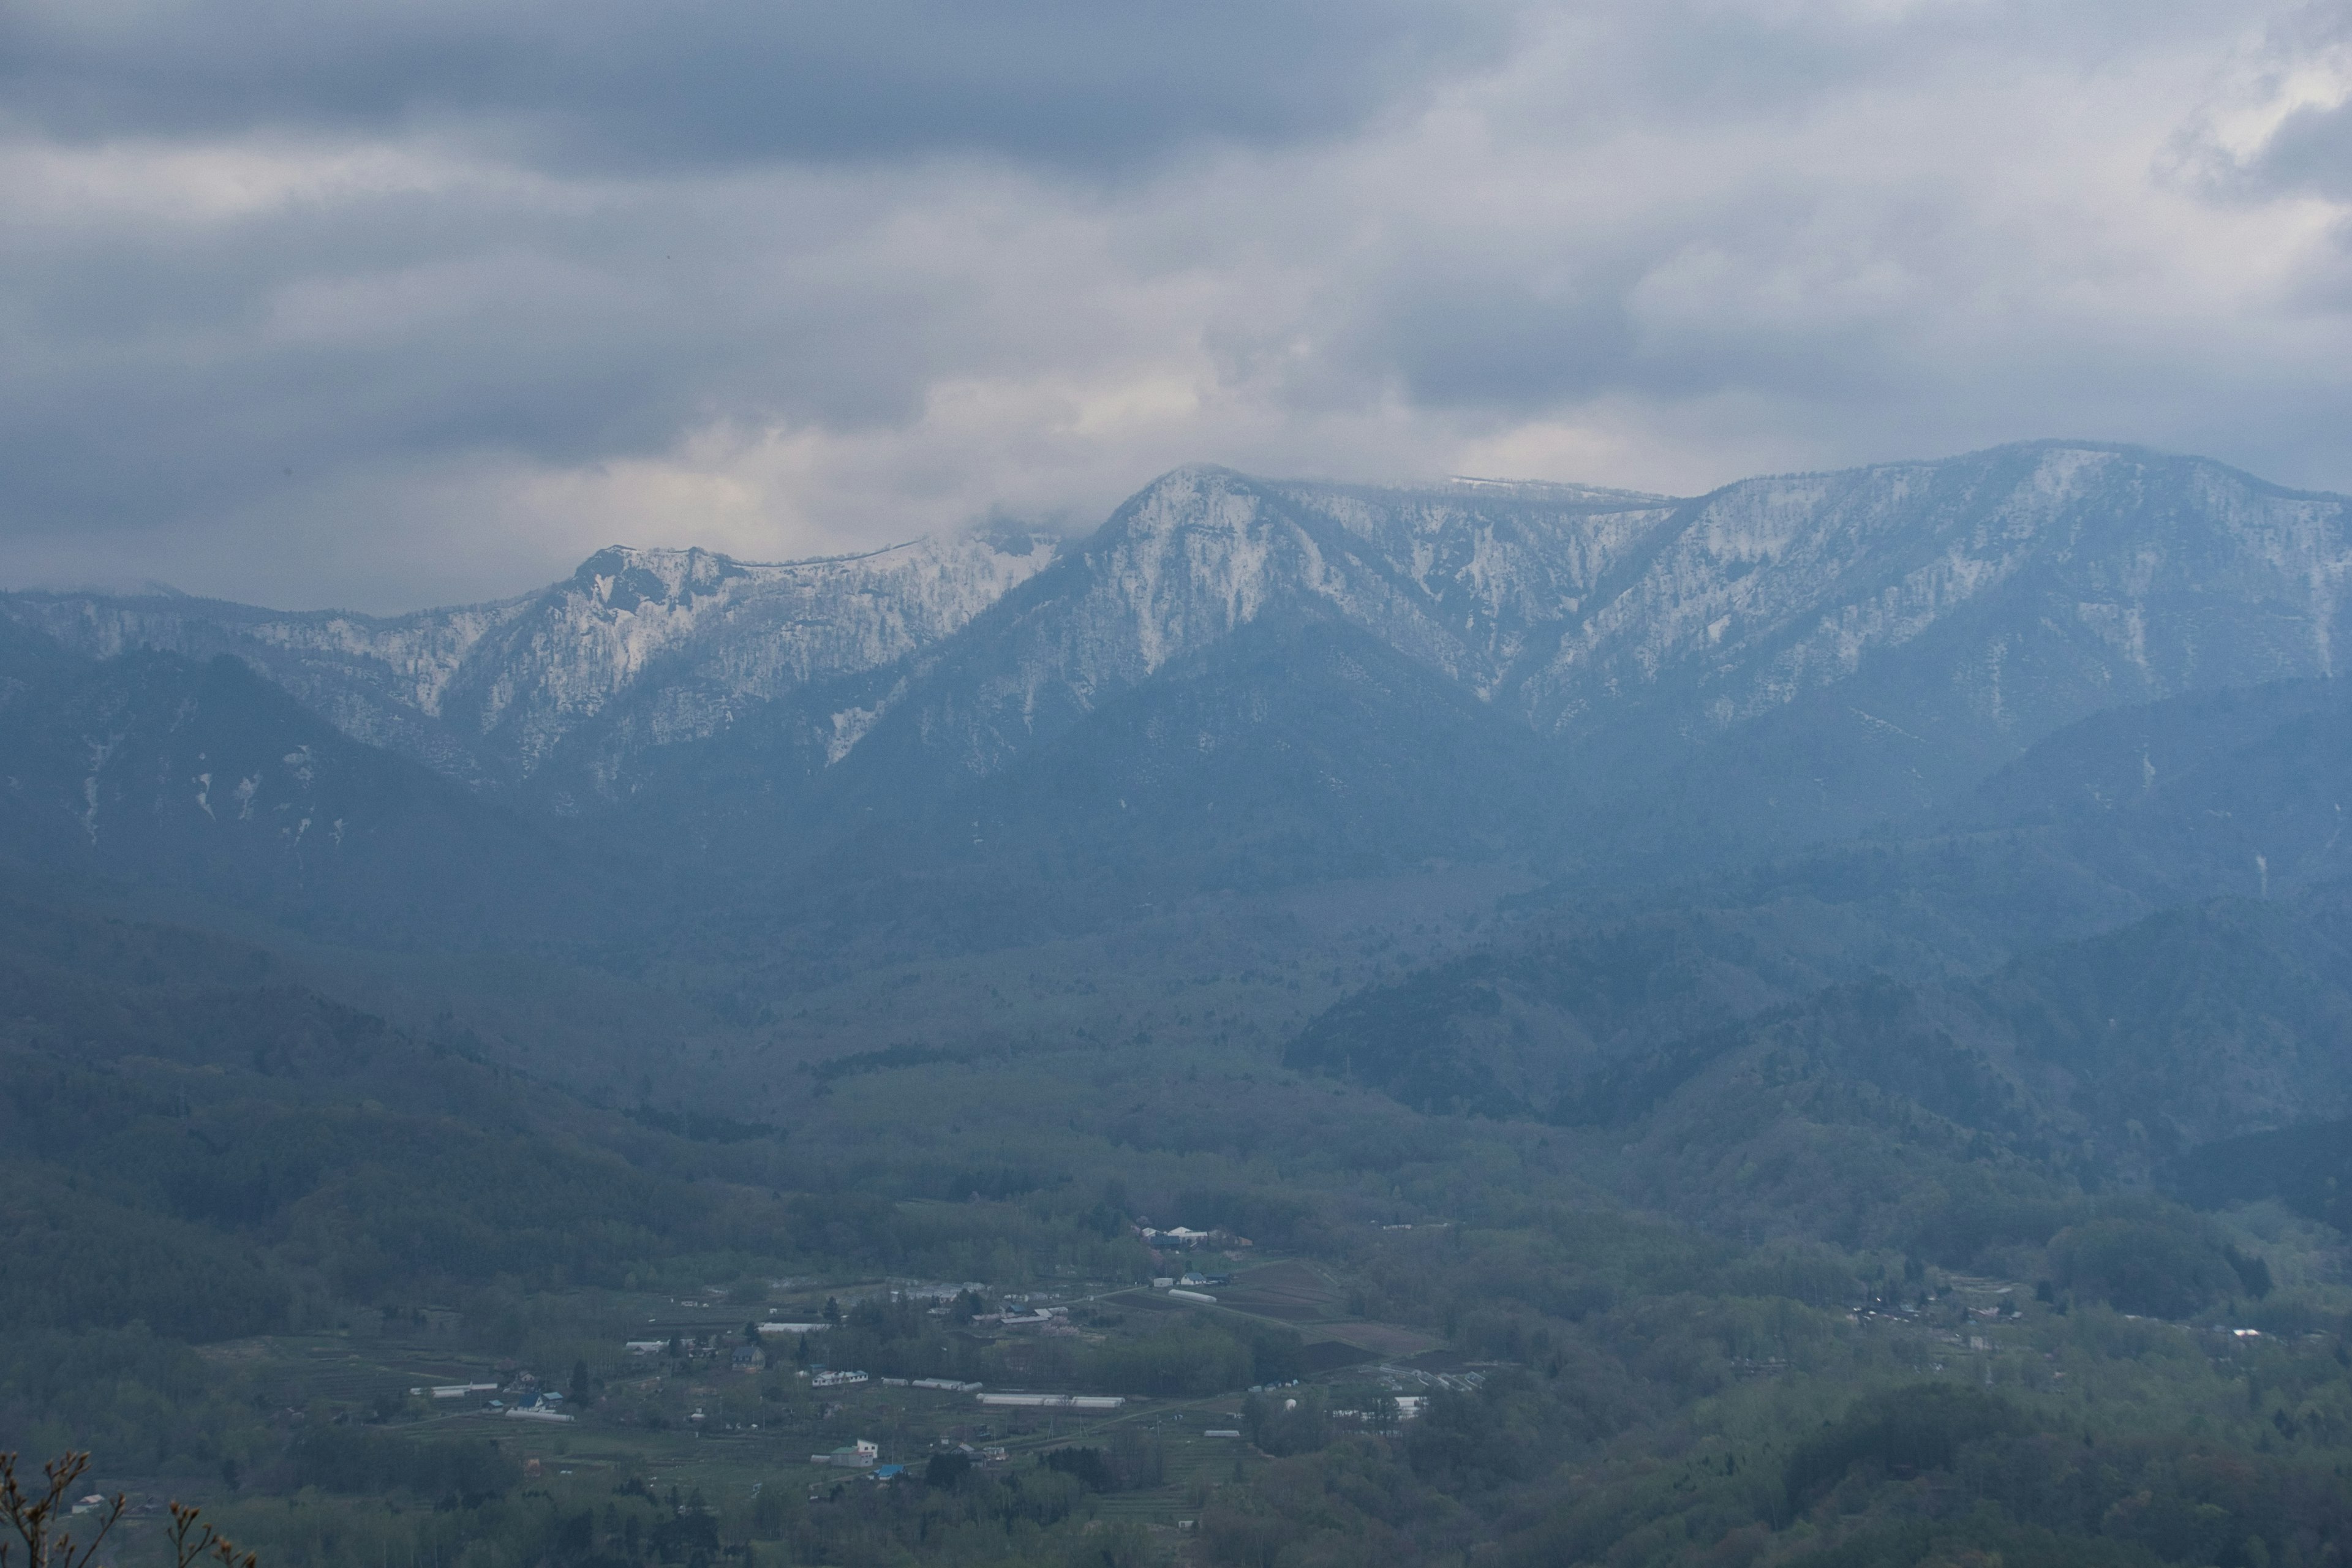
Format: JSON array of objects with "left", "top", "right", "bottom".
[{"left": 5, "top": 6, "right": 2352, "bottom": 1568}]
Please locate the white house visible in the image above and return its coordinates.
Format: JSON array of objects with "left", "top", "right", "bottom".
[{"left": 813, "top": 1440, "right": 880, "bottom": 1468}]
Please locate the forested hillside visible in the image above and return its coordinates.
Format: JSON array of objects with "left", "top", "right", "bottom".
[{"left": 1, "top": 445, "right": 2347, "bottom": 1568}]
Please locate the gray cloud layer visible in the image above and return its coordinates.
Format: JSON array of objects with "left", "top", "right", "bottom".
[
  {"left": 4, "top": 0, "right": 2350, "bottom": 609},
  {"left": 3, "top": 0, "right": 1501, "bottom": 169}
]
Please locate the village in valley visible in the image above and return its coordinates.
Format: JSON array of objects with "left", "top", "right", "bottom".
[
  {"left": 64, "top": 1186, "right": 2259, "bottom": 1568},
  {"left": 50, "top": 1217, "right": 1496, "bottom": 1559},
  {"left": 417, "top": 1220, "right": 1464, "bottom": 1518}
]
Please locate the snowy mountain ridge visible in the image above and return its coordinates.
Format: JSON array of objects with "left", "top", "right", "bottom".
[
  {"left": 6, "top": 442, "right": 2348, "bottom": 849},
  {"left": 6, "top": 530, "right": 1065, "bottom": 789},
  {"left": 836, "top": 445, "right": 2351, "bottom": 814}
]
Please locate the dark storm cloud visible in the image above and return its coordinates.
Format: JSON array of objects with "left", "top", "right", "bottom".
[
  {"left": 0, "top": 173, "right": 957, "bottom": 519},
  {"left": 1351, "top": 264, "right": 1642, "bottom": 411},
  {"left": 1335, "top": 183, "right": 1961, "bottom": 418},
  {"left": 2, "top": 0, "right": 2350, "bottom": 610},
  {"left": 0, "top": 0, "right": 1506, "bottom": 172}
]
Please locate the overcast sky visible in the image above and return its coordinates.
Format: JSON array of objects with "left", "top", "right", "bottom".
[{"left": 4, "top": 0, "right": 2350, "bottom": 610}]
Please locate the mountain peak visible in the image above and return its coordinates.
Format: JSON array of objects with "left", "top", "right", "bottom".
[{"left": 568, "top": 545, "right": 750, "bottom": 611}]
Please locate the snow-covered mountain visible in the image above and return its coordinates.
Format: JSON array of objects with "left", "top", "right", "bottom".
[
  {"left": 4, "top": 529, "right": 1063, "bottom": 797},
  {"left": 1547, "top": 441, "right": 2349, "bottom": 736},
  {"left": 7, "top": 442, "right": 2347, "bottom": 878},
  {"left": 782, "top": 444, "right": 2350, "bottom": 853},
  {"left": 816, "top": 467, "right": 1683, "bottom": 786}
]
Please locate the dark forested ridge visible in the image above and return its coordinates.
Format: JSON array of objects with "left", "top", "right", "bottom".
[
  {"left": 0, "top": 622, "right": 633, "bottom": 946},
  {"left": 2, "top": 445, "right": 2350, "bottom": 1568}
]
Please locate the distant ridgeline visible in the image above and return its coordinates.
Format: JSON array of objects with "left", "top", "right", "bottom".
[{"left": 3, "top": 441, "right": 2346, "bottom": 940}]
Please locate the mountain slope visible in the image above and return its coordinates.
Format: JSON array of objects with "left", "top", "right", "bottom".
[
  {"left": 818, "top": 611, "right": 1579, "bottom": 931},
  {"left": 1551, "top": 443, "right": 2352, "bottom": 862},
  {"left": 513, "top": 469, "right": 1683, "bottom": 918},
  {"left": 0, "top": 867, "right": 816, "bottom": 1332},
  {"left": 1948, "top": 677, "right": 2352, "bottom": 900},
  {"left": 0, "top": 623, "right": 620, "bottom": 945},
  {"left": 1289, "top": 671, "right": 2352, "bottom": 1133},
  {"left": 1590, "top": 884, "right": 2352, "bottom": 1249},
  {"left": 3, "top": 529, "right": 1063, "bottom": 797},
  {"left": 717, "top": 444, "right": 2352, "bottom": 883},
  {"left": 1291, "top": 872, "right": 2352, "bottom": 1256},
  {"left": 799, "top": 467, "right": 1676, "bottom": 790}
]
